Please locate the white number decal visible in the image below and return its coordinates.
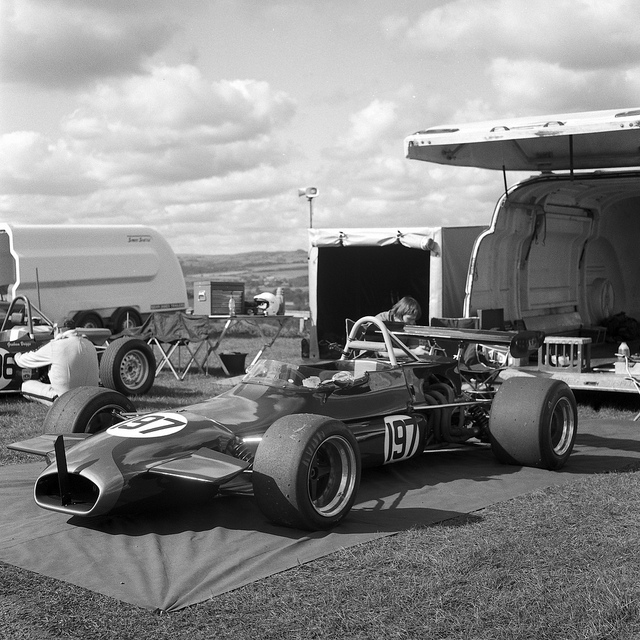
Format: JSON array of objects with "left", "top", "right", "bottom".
[
  {"left": 383, "top": 415, "right": 420, "bottom": 464},
  {"left": 0, "top": 349, "right": 16, "bottom": 390},
  {"left": 107, "top": 412, "right": 188, "bottom": 438}
]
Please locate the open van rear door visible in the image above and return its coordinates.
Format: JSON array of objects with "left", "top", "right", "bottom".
[{"left": 405, "top": 108, "right": 640, "bottom": 172}]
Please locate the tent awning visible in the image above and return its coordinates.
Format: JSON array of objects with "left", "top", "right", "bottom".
[{"left": 309, "top": 228, "right": 440, "bottom": 254}]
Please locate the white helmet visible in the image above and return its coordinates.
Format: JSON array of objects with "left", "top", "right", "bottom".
[{"left": 254, "top": 292, "right": 278, "bottom": 315}]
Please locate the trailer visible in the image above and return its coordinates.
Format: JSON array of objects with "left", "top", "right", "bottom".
[{"left": 0, "top": 224, "right": 187, "bottom": 332}]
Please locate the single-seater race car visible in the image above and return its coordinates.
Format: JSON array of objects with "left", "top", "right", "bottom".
[
  {"left": 0, "top": 296, "right": 155, "bottom": 396},
  {"left": 10, "top": 316, "right": 578, "bottom": 530}
]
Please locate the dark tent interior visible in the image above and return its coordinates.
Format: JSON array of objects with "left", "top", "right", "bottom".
[{"left": 315, "top": 245, "right": 431, "bottom": 349}]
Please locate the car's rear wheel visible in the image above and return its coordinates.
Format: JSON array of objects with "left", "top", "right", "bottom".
[
  {"left": 489, "top": 377, "right": 577, "bottom": 470},
  {"left": 43, "top": 387, "right": 136, "bottom": 434},
  {"left": 253, "top": 414, "right": 361, "bottom": 530},
  {"left": 100, "top": 337, "right": 155, "bottom": 396}
]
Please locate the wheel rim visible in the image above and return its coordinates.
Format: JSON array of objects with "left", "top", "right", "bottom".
[
  {"left": 86, "top": 404, "right": 127, "bottom": 433},
  {"left": 122, "top": 317, "right": 138, "bottom": 330},
  {"left": 80, "top": 317, "right": 101, "bottom": 329},
  {"left": 550, "top": 396, "right": 575, "bottom": 456},
  {"left": 119, "top": 350, "right": 150, "bottom": 391},
  {"left": 307, "top": 435, "right": 358, "bottom": 518}
]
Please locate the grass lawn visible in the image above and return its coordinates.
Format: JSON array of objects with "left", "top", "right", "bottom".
[{"left": 2, "top": 337, "right": 640, "bottom": 639}]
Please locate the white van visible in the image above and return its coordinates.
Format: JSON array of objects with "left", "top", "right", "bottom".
[
  {"left": 405, "top": 108, "right": 640, "bottom": 337},
  {"left": 0, "top": 224, "right": 187, "bottom": 332}
]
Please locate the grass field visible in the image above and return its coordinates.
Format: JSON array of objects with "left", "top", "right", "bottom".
[{"left": 2, "top": 337, "right": 640, "bottom": 639}]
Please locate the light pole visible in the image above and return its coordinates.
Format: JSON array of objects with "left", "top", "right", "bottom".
[{"left": 297, "top": 186, "right": 319, "bottom": 228}]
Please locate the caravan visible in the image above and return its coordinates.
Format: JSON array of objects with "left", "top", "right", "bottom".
[{"left": 0, "top": 224, "right": 187, "bottom": 332}]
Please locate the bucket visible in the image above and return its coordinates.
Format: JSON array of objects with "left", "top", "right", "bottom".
[{"left": 219, "top": 352, "right": 247, "bottom": 376}]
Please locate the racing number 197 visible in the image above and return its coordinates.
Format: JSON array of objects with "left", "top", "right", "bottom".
[{"left": 383, "top": 415, "right": 420, "bottom": 464}]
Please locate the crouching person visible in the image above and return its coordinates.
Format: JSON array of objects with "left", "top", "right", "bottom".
[{"left": 14, "top": 319, "right": 100, "bottom": 405}]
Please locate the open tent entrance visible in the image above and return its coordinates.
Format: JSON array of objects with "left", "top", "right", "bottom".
[
  {"left": 309, "top": 226, "right": 485, "bottom": 355},
  {"left": 315, "top": 244, "right": 431, "bottom": 347}
]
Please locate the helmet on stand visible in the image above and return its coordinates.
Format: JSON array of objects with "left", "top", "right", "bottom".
[{"left": 254, "top": 292, "right": 279, "bottom": 316}]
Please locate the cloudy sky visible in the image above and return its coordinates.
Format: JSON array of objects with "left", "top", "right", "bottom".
[{"left": 2, "top": 0, "right": 640, "bottom": 255}]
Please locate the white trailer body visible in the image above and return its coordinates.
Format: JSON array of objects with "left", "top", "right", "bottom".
[
  {"left": 308, "top": 226, "right": 484, "bottom": 354},
  {"left": 0, "top": 224, "right": 187, "bottom": 331},
  {"left": 405, "top": 108, "right": 640, "bottom": 336}
]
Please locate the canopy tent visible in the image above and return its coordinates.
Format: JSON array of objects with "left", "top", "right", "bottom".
[{"left": 308, "top": 227, "right": 485, "bottom": 354}]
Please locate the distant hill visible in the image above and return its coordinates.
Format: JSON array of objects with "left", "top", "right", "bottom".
[{"left": 178, "top": 250, "right": 309, "bottom": 308}]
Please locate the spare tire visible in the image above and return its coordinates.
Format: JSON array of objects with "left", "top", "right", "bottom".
[{"left": 100, "top": 337, "right": 155, "bottom": 396}]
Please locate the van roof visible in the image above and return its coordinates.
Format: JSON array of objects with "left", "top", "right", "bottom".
[{"left": 405, "top": 108, "right": 640, "bottom": 172}]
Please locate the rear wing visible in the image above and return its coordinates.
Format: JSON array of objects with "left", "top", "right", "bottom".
[{"left": 399, "top": 325, "right": 544, "bottom": 359}]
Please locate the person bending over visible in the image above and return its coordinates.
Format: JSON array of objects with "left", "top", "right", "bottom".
[{"left": 14, "top": 319, "right": 99, "bottom": 405}]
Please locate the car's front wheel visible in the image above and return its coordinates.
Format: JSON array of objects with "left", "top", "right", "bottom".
[
  {"left": 253, "top": 414, "right": 361, "bottom": 530},
  {"left": 43, "top": 387, "right": 136, "bottom": 434},
  {"left": 489, "top": 377, "right": 578, "bottom": 470}
]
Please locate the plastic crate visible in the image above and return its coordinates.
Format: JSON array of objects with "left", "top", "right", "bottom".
[{"left": 538, "top": 336, "right": 592, "bottom": 373}]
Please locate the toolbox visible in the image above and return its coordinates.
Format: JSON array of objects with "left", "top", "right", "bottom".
[{"left": 193, "top": 281, "right": 245, "bottom": 316}]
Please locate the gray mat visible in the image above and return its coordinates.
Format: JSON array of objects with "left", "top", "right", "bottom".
[{"left": 1, "top": 418, "right": 639, "bottom": 611}]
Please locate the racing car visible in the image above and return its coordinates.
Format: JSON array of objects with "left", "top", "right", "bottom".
[
  {"left": 9, "top": 316, "right": 578, "bottom": 530},
  {"left": 0, "top": 296, "right": 155, "bottom": 396}
]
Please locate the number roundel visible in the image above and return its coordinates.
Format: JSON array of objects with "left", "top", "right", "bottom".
[{"left": 107, "top": 412, "right": 188, "bottom": 439}]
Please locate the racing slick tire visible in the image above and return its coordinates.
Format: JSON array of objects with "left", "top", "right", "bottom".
[
  {"left": 43, "top": 386, "right": 136, "bottom": 434},
  {"left": 100, "top": 337, "right": 155, "bottom": 396},
  {"left": 253, "top": 414, "right": 361, "bottom": 530},
  {"left": 489, "top": 377, "right": 577, "bottom": 470}
]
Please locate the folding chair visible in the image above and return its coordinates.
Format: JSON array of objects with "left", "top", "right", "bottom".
[{"left": 147, "top": 337, "right": 187, "bottom": 380}]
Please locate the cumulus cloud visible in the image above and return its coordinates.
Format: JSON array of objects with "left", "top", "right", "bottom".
[
  {"left": 488, "top": 58, "right": 640, "bottom": 114},
  {"left": 1, "top": 64, "right": 297, "bottom": 195},
  {"left": 1, "top": 0, "right": 178, "bottom": 87},
  {"left": 330, "top": 98, "right": 398, "bottom": 157},
  {"left": 403, "top": 0, "right": 640, "bottom": 71},
  {"left": 0, "top": 131, "right": 101, "bottom": 195}
]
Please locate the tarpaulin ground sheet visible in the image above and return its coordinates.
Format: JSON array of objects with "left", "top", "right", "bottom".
[{"left": 1, "top": 418, "right": 640, "bottom": 611}]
